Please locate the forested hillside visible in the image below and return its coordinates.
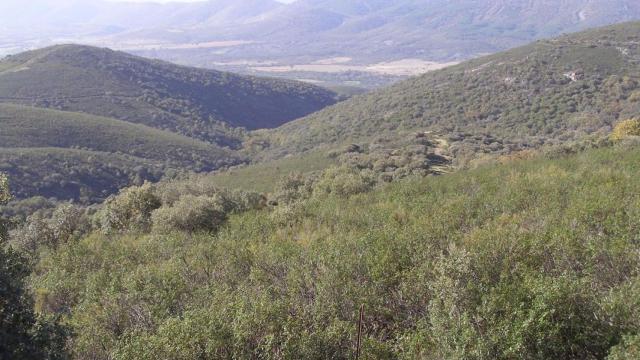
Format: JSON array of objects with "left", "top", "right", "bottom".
[
  {"left": 0, "top": 45, "right": 340, "bottom": 203},
  {"left": 260, "top": 21, "right": 640, "bottom": 164},
  {"left": 0, "top": 44, "right": 338, "bottom": 147},
  {"left": 0, "top": 103, "right": 243, "bottom": 201}
]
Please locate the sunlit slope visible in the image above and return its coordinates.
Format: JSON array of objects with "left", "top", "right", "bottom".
[{"left": 261, "top": 21, "right": 640, "bottom": 160}]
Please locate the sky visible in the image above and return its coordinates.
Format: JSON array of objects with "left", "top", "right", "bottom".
[{"left": 109, "top": 0, "right": 297, "bottom": 2}]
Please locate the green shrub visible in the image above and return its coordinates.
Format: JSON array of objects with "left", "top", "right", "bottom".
[
  {"left": 273, "top": 172, "right": 317, "bottom": 205},
  {"left": 99, "top": 183, "right": 161, "bottom": 233},
  {"left": 611, "top": 118, "right": 640, "bottom": 141},
  {"left": 12, "top": 204, "right": 85, "bottom": 252},
  {"left": 314, "top": 166, "right": 376, "bottom": 197},
  {"left": 151, "top": 195, "right": 227, "bottom": 233},
  {"left": 0, "top": 175, "right": 69, "bottom": 359},
  {"left": 155, "top": 177, "right": 265, "bottom": 212},
  {"left": 608, "top": 335, "right": 640, "bottom": 360},
  {"left": 26, "top": 145, "right": 640, "bottom": 358},
  {"left": 427, "top": 246, "right": 479, "bottom": 359},
  {"left": 475, "top": 276, "right": 613, "bottom": 359},
  {"left": 0, "top": 173, "right": 11, "bottom": 242},
  {"left": 113, "top": 309, "right": 234, "bottom": 360},
  {"left": 0, "top": 173, "right": 10, "bottom": 204},
  {"left": 603, "top": 277, "right": 640, "bottom": 339}
]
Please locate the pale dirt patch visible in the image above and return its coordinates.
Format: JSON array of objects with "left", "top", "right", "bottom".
[
  {"left": 295, "top": 78, "right": 324, "bottom": 84},
  {"left": 366, "top": 59, "right": 459, "bottom": 76},
  {"left": 106, "top": 40, "right": 255, "bottom": 51},
  {"left": 313, "top": 57, "right": 352, "bottom": 65},
  {"left": 210, "top": 60, "right": 279, "bottom": 66},
  {"left": 251, "top": 58, "right": 458, "bottom": 76}
]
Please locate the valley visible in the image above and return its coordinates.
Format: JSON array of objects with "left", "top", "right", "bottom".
[
  {"left": 3, "top": 21, "right": 640, "bottom": 206},
  {"left": 0, "top": 44, "right": 339, "bottom": 202}
]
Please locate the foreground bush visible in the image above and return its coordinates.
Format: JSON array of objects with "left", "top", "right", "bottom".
[
  {"left": 0, "top": 175, "right": 68, "bottom": 359},
  {"left": 98, "top": 183, "right": 161, "bottom": 233},
  {"left": 12, "top": 204, "right": 85, "bottom": 252},
  {"left": 0, "top": 174, "right": 11, "bottom": 242},
  {"left": 29, "top": 146, "right": 640, "bottom": 359},
  {"left": 151, "top": 195, "right": 227, "bottom": 233},
  {"left": 314, "top": 166, "right": 376, "bottom": 197},
  {"left": 608, "top": 335, "right": 640, "bottom": 360}
]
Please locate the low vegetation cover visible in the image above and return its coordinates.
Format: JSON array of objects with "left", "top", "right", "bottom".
[{"left": 1, "top": 139, "right": 638, "bottom": 358}]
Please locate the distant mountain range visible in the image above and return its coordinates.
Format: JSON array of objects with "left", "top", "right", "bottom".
[
  {"left": 3, "top": 0, "right": 640, "bottom": 67},
  {"left": 0, "top": 0, "right": 282, "bottom": 30}
]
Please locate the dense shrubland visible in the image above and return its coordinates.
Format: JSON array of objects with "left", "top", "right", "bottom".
[
  {"left": 0, "top": 102, "right": 245, "bottom": 203},
  {"left": 2, "top": 140, "right": 638, "bottom": 359},
  {"left": 0, "top": 43, "right": 339, "bottom": 206},
  {"left": 0, "top": 147, "right": 168, "bottom": 203}
]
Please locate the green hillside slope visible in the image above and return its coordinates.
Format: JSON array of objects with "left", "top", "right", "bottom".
[
  {"left": 0, "top": 44, "right": 338, "bottom": 147},
  {"left": 18, "top": 141, "right": 640, "bottom": 358},
  {"left": 0, "top": 103, "right": 247, "bottom": 201},
  {"left": 0, "top": 147, "right": 166, "bottom": 202},
  {"left": 0, "top": 103, "right": 240, "bottom": 168},
  {"left": 260, "top": 21, "right": 640, "bottom": 162}
]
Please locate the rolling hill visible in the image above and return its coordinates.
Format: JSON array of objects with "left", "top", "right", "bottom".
[
  {"left": 0, "top": 103, "right": 238, "bottom": 166},
  {"left": 4, "top": 21, "right": 640, "bottom": 203},
  {"left": 0, "top": 147, "right": 165, "bottom": 202},
  {"left": 0, "top": 44, "right": 338, "bottom": 147},
  {"left": 258, "top": 21, "right": 640, "bottom": 163},
  {"left": 0, "top": 103, "right": 244, "bottom": 201}
]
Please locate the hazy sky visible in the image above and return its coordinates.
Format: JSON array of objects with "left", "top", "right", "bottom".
[{"left": 109, "top": 0, "right": 297, "bottom": 2}]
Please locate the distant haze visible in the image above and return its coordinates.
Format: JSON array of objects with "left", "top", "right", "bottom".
[
  {"left": 1, "top": 0, "right": 640, "bottom": 89},
  {"left": 109, "top": 0, "right": 298, "bottom": 3}
]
